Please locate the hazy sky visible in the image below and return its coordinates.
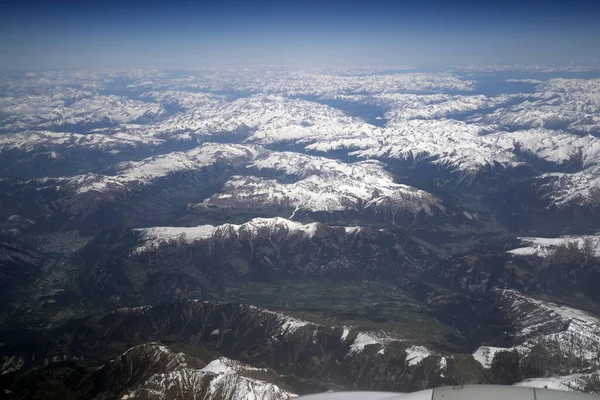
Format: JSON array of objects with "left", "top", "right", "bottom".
[{"left": 1, "top": 0, "right": 599, "bottom": 70}]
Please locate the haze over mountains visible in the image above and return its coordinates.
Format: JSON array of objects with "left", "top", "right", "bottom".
[{"left": 2, "top": 67, "right": 600, "bottom": 399}]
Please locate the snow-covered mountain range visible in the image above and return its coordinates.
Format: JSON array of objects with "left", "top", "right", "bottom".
[
  {"left": 2, "top": 68, "right": 600, "bottom": 398},
  {"left": 3, "top": 73, "right": 600, "bottom": 212}
]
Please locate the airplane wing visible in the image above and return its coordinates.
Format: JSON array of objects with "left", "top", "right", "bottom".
[{"left": 297, "top": 385, "right": 600, "bottom": 400}]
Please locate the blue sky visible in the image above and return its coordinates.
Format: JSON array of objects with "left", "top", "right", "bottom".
[{"left": 1, "top": 0, "right": 599, "bottom": 69}]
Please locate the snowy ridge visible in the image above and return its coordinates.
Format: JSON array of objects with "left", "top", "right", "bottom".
[
  {"left": 473, "top": 290, "right": 600, "bottom": 373},
  {"left": 141, "top": 90, "right": 227, "bottom": 111},
  {"left": 113, "top": 344, "right": 296, "bottom": 400},
  {"left": 239, "top": 96, "right": 376, "bottom": 144},
  {"left": 374, "top": 92, "right": 521, "bottom": 121},
  {"left": 508, "top": 235, "right": 600, "bottom": 257},
  {"left": 45, "top": 143, "right": 441, "bottom": 218},
  {"left": 133, "top": 217, "right": 321, "bottom": 254},
  {"left": 0, "top": 130, "right": 164, "bottom": 153},
  {"left": 124, "top": 70, "right": 475, "bottom": 96},
  {"left": 204, "top": 370, "right": 295, "bottom": 400},
  {"left": 500, "top": 289, "right": 600, "bottom": 348},
  {"left": 69, "top": 143, "right": 262, "bottom": 194},
  {"left": 114, "top": 342, "right": 189, "bottom": 372},
  {"left": 201, "top": 358, "right": 296, "bottom": 400},
  {"left": 206, "top": 173, "right": 440, "bottom": 214},
  {"left": 119, "top": 94, "right": 377, "bottom": 144},
  {"left": 201, "top": 358, "right": 268, "bottom": 376},
  {"left": 347, "top": 332, "right": 442, "bottom": 367},
  {"left": 240, "top": 304, "right": 312, "bottom": 336},
  {"left": 234, "top": 304, "right": 313, "bottom": 336},
  {"left": 490, "top": 129, "right": 600, "bottom": 168},
  {"left": 249, "top": 151, "right": 391, "bottom": 180},
  {"left": 306, "top": 119, "right": 512, "bottom": 173},
  {"left": 307, "top": 120, "right": 600, "bottom": 175},
  {"left": 475, "top": 78, "right": 600, "bottom": 134},
  {"left": 538, "top": 165, "right": 600, "bottom": 208},
  {"left": 204, "top": 152, "right": 443, "bottom": 215},
  {"left": 0, "top": 89, "right": 164, "bottom": 132}
]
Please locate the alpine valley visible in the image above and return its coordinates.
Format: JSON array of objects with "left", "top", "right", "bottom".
[{"left": 3, "top": 67, "right": 600, "bottom": 399}]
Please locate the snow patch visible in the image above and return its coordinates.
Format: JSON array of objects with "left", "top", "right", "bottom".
[
  {"left": 1, "top": 355, "right": 25, "bottom": 375},
  {"left": 278, "top": 319, "right": 309, "bottom": 335},
  {"left": 348, "top": 332, "right": 389, "bottom": 355},
  {"left": 492, "top": 289, "right": 600, "bottom": 368},
  {"left": 473, "top": 346, "right": 508, "bottom": 369},
  {"left": 405, "top": 346, "right": 432, "bottom": 366},
  {"left": 340, "top": 327, "right": 351, "bottom": 341},
  {"left": 133, "top": 217, "right": 321, "bottom": 254},
  {"left": 202, "top": 359, "right": 232, "bottom": 375}
]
